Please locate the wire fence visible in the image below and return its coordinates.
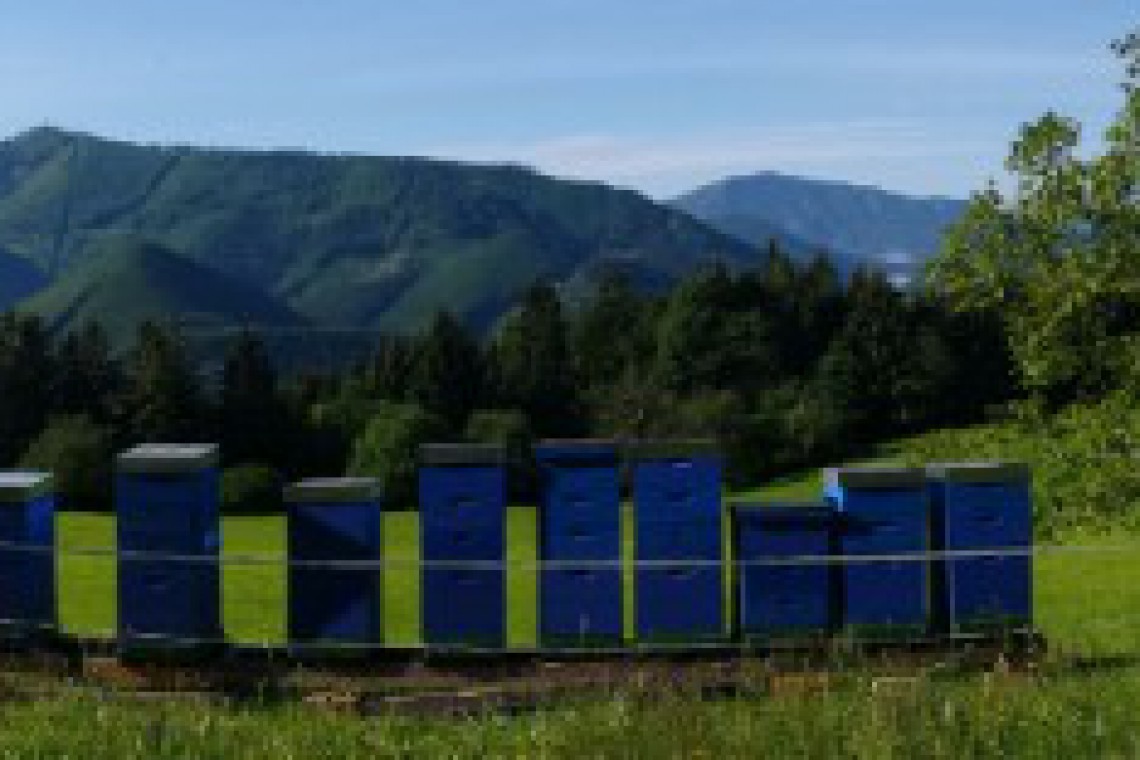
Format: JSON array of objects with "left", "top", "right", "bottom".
[{"left": 0, "top": 537, "right": 1128, "bottom": 658}]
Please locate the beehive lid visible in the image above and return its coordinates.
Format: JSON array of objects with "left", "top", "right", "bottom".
[
  {"left": 0, "top": 471, "right": 53, "bottom": 503},
  {"left": 926, "top": 461, "right": 1030, "bottom": 484},
  {"left": 732, "top": 500, "right": 833, "bottom": 521},
  {"left": 116, "top": 443, "right": 220, "bottom": 474},
  {"left": 419, "top": 443, "right": 506, "bottom": 466},
  {"left": 624, "top": 439, "right": 720, "bottom": 461},
  {"left": 825, "top": 466, "right": 926, "bottom": 490},
  {"left": 534, "top": 439, "right": 619, "bottom": 463},
  {"left": 285, "top": 477, "right": 382, "bottom": 503}
]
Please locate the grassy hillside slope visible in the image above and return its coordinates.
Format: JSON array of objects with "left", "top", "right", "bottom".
[
  {"left": 0, "top": 127, "right": 757, "bottom": 334},
  {"left": 21, "top": 236, "right": 305, "bottom": 344}
]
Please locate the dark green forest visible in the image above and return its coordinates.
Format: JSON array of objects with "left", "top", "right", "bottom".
[{"left": 0, "top": 244, "right": 1015, "bottom": 511}]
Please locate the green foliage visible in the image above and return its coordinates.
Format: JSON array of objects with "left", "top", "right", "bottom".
[
  {"left": 50, "top": 323, "right": 122, "bottom": 425},
  {"left": 466, "top": 408, "right": 535, "bottom": 499},
  {"left": 0, "top": 312, "right": 53, "bottom": 465},
  {"left": 220, "top": 330, "right": 290, "bottom": 467},
  {"left": 123, "top": 321, "right": 206, "bottom": 442},
  {"left": 928, "top": 31, "right": 1140, "bottom": 400},
  {"left": 653, "top": 266, "right": 781, "bottom": 394},
  {"left": 816, "top": 269, "right": 956, "bottom": 441},
  {"left": 299, "top": 394, "right": 393, "bottom": 478},
  {"left": 492, "top": 283, "right": 582, "bottom": 437},
  {"left": 6, "top": 667, "right": 1140, "bottom": 758},
  {"left": 465, "top": 409, "right": 532, "bottom": 460},
  {"left": 347, "top": 402, "right": 448, "bottom": 508},
  {"left": 221, "top": 464, "right": 283, "bottom": 515},
  {"left": 408, "top": 311, "right": 483, "bottom": 428},
  {"left": 571, "top": 272, "right": 654, "bottom": 390},
  {"left": 19, "top": 415, "right": 113, "bottom": 511},
  {"left": 894, "top": 392, "right": 1140, "bottom": 538}
]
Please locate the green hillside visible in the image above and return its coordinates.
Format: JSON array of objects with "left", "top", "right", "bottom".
[
  {"left": 0, "top": 249, "right": 47, "bottom": 310},
  {"left": 21, "top": 236, "right": 305, "bottom": 344},
  {"left": 0, "top": 127, "right": 755, "bottom": 335}
]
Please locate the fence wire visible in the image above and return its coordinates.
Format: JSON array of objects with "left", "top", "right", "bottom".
[{"left": 0, "top": 537, "right": 1129, "bottom": 655}]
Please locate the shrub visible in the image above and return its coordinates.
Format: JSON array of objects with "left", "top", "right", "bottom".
[
  {"left": 19, "top": 415, "right": 114, "bottom": 511},
  {"left": 221, "top": 464, "right": 282, "bottom": 515},
  {"left": 465, "top": 409, "right": 534, "bottom": 501},
  {"left": 894, "top": 392, "right": 1140, "bottom": 538},
  {"left": 347, "top": 402, "right": 447, "bottom": 509}
]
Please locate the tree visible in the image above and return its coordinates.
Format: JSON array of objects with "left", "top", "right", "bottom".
[
  {"left": 365, "top": 335, "right": 415, "bottom": 400},
  {"left": 408, "top": 311, "right": 484, "bottom": 429},
  {"left": 653, "top": 266, "right": 781, "bottom": 395},
  {"left": 19, "top": 415, "right": 114, "bottom": 511},
  {"left": 347, "top": 402, "right": 447, "bottom": 508},
  {"left": 123, "top": 321, "right": 206, "bottom": 442},
  {"left": 221, "top": 464, "right": 283, "bottom": 515},
  {"left": 816, "top": 269, "right": 951, "bottom": 442},
  {"left": 928, "top": 30, "right": 1140, "bottom": 400},
  {"left": 465, "top": 408, "right": 535, "bottom": 500},
  {"left": 50, "top": 322, "right": 122, "bottom": 426},
  {"left": 220, "top": 329, "right": 288, "bottom": 466},
  {"left": 572, "top": 272, "right": 653, "bottom": 391},
  {"left": 0, "top": 313, "right": 54, "bottom": 465},
  {"left": 492, "top": 283, "right": 582, "bottom": 436}
]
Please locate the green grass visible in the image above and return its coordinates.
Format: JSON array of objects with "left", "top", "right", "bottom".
[
  {"left": 0, "top": 652, "right": 1139, "bottom": 757},
  {"left": 54, "top": 499, "right": 1140, "bottom": 658},
  {"left": 40, "top": 473, "right": 1140, "bottom": 757}
]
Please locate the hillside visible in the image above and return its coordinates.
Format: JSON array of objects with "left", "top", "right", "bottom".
[
  {"left": 0, "top": 249, "right": 47, "bottom": 311},
  {"left": 0, "top": 128, "right": 756, "bottom": 335},
  {"left": 21, "top": 236, "right": 305, "bottom": 345},
  {"left": 674, "top": 172, "right": 967, "bottom": 278}
]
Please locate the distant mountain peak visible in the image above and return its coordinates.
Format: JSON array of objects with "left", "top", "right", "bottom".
[{"left": 673, "top": 172, "right": 968, "bottom": 279}]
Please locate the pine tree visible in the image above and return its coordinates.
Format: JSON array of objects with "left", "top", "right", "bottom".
[
  {"left": 0, "top": 313, "right": 54, "bottom": 465},
  {"left": 124, "top": 321, "right": 206, "bottom": 442},
  {"left": 408, "top": 311, "right": 484, "bottom": 429},
  {"left": 51, "top": 322, "right": 122, "bottom": 426},
  {"left": 220, "top": 328, "right": 286, "bottom": 465},
  {"left": 493, "top": 283, "right": 582, "bottom": 436},
  {"left": 571, "top": 271, "right": 650, "bottom": 390}
]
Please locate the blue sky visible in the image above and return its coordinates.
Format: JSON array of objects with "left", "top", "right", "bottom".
[{"left": 0, "top": 1, "right": 1134, "bottom": 198}]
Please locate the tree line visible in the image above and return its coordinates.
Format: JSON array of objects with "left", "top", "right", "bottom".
[{"left": 0, "top": 245, "right": 1015, "bottom": 510}]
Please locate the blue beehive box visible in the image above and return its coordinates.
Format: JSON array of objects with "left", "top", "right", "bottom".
[
  {"left": 826, "top": 467, "right": 929, "bottom": 640},
  {"left": 927, "top": 462, "right": 1032, "bottom": 634},
  {"left": 631, "top": 440, "right": 724, "bottom": 642},
  {"left": 733, "top": 502, "right": 833, "bottom": 641},
  {"left": 535, "top": 440, "right": 622, "bottom": 647},
  {"left": 419, "top": 444, "right": 506, "bottom": 648},
  {"left": 116, "top": 444, "right": 221, "bottom": 651},
  {"left": 0, "top": 471, "right": 56, "bottom": 637},
  {"left": 286, "top": 478, "right": 383, "bottom": 651}
]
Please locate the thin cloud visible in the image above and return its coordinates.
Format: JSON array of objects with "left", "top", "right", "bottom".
[{"left": 428, "top": 122, "right": 997, "bottom": 197}]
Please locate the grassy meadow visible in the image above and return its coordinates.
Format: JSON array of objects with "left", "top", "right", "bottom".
[{"left": 32, "top": 436, "right": 1140, "bottom": 756}]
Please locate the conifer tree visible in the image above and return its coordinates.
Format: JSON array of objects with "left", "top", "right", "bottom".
[
  {"left": 124, "top": 321, "right": 206, "bottom": 442},
  {"left": 408, "top": 311, "right": 484, "bottom": 429}
]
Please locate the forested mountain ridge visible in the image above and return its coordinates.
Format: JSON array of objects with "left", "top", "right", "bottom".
[
  {"left": 674, "top": 172, "right": 967, "bottom": 278},
  {"left": 20, "top": 237, "right": 306, "bottom": 344},
  {"left": 0, "top": 127, "right": 756, "bottom": 334}
]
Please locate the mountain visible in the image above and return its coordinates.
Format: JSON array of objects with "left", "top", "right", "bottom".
[
  {"left": 21, "top": 236, "right": 305, "bottom": 345},
  {"left": 674, "top": 172, "right": 968, "bottom": 278},
  {"left": 0, "top": 249, "right": 47, "bottom": 311},
  {"left": 0, "top": 127, "right": 755, "bottom": 339}
]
